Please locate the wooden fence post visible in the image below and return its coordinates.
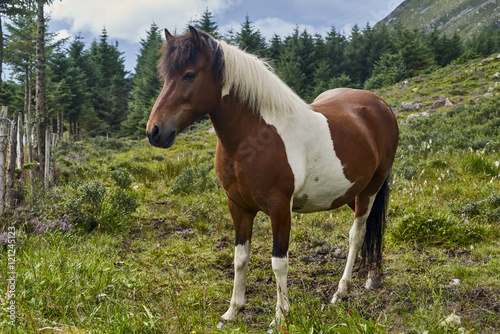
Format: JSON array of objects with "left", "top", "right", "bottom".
[
  {"left": 0, "top": 106, "right": 9, "bottom": 215},
  {"left": 50, "top": 133, "right": 57, "bottom": 185},
  {"left": 17, "top": 111, "right": 24, "bottom": 169},
  {"left": 6, "top": 112, "right": 18, "bottom": 209},
  {"left": 44, "top": 127, "right": 50, "bottom": 189},
  {"left": 25, "top": 104, "right": 36, "bottom": 203}
]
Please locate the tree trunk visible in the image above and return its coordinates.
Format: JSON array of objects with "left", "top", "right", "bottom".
[
  {"left": 25, "top": 79, "right": 36, "bottom": 203},
  {"left": 0, "top": 106, "right": 8, "bottom": 215},
  {"left": 68, "top": 118, "right": 72, "bottom": 143},
  {"left": 58, "top": 109, "right": 64, "bottom": 138},
  {"left": 17, "top": 111, "right": 26, "bottom": 204},
  {"left": 36, "top": 0, "right": 47, "bottom": 187},
  {"left": 44, "top": 127, "right": 50, "bottom": 189},
  {"left": 17, "top": 111, "right": 24, "bottom": 169},
  {"left": 0, "top": 16, "right": 3, "bottom": 97},
  {"left": 6, "top": 112, "right": 18, "bottom": 209}
]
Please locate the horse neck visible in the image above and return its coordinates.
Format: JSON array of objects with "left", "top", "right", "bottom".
[
  {"left": 218, "top": 40, "right": 310, "bottom": 124},
  {"left": 209, "top": 93, "right": 265, "bottom": 153}
]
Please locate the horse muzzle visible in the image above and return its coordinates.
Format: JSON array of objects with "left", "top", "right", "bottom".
[{"left": 147, "top": 124, "right": 177, "bottom": 148}]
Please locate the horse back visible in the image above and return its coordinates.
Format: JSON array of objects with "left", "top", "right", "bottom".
[{"left": 310, "top": 88, "right": 399, "bottom": 189}]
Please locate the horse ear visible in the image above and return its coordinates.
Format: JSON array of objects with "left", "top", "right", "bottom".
[
  {"left": 188, "top": 25, "right": 202, "bottom": 50},
  {"left": 164, "top": 28, "right": 175, "bottom": 42}
]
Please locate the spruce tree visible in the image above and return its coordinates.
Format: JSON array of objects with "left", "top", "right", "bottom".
[
  {"left": 121, "top": 23, "right": 162, "bottom": 138},
  {"left": 194, "top": 8, "right": 219, "bottom": 38},
  {"left": 236, "top": 15, "right": 267, "bottom": 57},
  {"left": 86, "top": 28, "right": 129, "bottom": 135}
]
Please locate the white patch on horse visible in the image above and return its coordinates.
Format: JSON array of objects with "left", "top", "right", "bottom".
[
  {"left": 217, "top": 40, "right": 353, "bottom": 212},
  {"left": 332, "top": 194, "right": 376, "bottom": 303},
  {"left": 273, "top": 110, "right": 354, "bottom": 213},
  {"left": 221, "top": 241, "right": 250, "bottom": 322},
  {"left": 271, "top": 256, "right": 289, "bottom": 325}
]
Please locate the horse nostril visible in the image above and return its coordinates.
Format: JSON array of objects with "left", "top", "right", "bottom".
[{"left": 151, "top": 125, "right": 159, "bottom": 139}]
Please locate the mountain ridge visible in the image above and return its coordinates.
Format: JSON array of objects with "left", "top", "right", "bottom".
[{"left": 378, "top": 0, "right": 499, "bottom": 38}]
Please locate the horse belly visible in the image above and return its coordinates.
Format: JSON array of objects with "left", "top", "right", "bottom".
[
  {"left": 291, "top": 159, "right": 353, "bottom": 213},
  {"left": 263, "top": 109, "right": 353, "bottom": 213}
]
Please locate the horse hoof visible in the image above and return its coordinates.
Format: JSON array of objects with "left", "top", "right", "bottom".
[
  {"left": 365, "top": 277, "right": 380, "bottom": 290},
  {"left": 217, "top": 321, "right": 226, "bottom": 329},
  {"left": 331, "top": 295, "right": 340, "bottom": 304},
  {"left": 331, "top": 293, "right": 347, "bottom": 304}
]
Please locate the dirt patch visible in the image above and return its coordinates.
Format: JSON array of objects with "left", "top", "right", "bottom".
[
  {"left": 445, "top": 249, "right": 491, "bottom": 265},
  {"left": 300, "top": 245, "right": 347, "bottom": 265},
  {"left": 459, "top": 287, "right": 500, "bottom": 314}
]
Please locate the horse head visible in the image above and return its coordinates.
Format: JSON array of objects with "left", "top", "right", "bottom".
[{"left": 146, "top": 26, "right": 224, "bottom": 148}]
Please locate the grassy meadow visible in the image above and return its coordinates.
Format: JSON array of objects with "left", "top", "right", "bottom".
[{"left": 1, "top": 56, "right": 500, "bottom": 333}]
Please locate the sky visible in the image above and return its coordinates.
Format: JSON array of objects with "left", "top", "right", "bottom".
[{"left": 46, "top": 0, "right": 405, "bottom": 73}]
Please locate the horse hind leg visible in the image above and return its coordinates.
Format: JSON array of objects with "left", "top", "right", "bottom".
[
  {"left": 362, "top": 177, "right": 390, "bottom": 291},
  {"left": 331, "top": 194, "right": 376, "bottom": 304},
  {"left": 331, "top": 177, "right": 390, "bottom": 303}
]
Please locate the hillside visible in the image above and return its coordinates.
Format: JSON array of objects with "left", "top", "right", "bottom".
[
  {"left": 378, "top": 0, "right": 500, "bottom": 37},
  {"left": 376, "top": 52, "right": 500, "bottom": 116}
]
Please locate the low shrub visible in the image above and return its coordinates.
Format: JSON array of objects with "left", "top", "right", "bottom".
[
  {"left": 110, "top": 168, "right": 133, "bottom": 189},
  {"left": 449, "top": 193, "right": 500, "bottom": 223},
  {"left": 170, "top": 163, "right": 219, "bottom": 195},
  {"left": 390, "top": 206, "right": 486, "bottom": 247},
  {"left": 462, "top": 153, "right": 499, "bottom": 176},
  {"left": 65, "top": 178, "right": 138, "bottom": 231}
]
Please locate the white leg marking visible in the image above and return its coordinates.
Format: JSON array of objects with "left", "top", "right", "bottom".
[
  {"left": 221, "top": 241, "right": 250, "bottom": 322},
  {"left": 332, "top": 195, "right": 376, "bottom": 304},
  {"left": 271, "top": 256, "right": 289, "bottom": 327}
]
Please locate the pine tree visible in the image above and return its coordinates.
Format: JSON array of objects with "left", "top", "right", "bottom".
[
  {"left": 86, "top": 28, "right": 129, "bottom": 135},
  {"left": 0, "top": 0, "right": 28, "bottom": 95},
  {"left": 236, "top": 15, "right": 267, "bottom": 57},
  {"left": 344, "top": 24, "right": 369, "bottom": 87},
  {"left": 276, "top": 28, "right": 307, "bottom": 98},
  {"left": 121, "top": 23, "right": 162, "bottom": 138},
  {"left": 35, "top": 0, "right": 58, "bottom": 184},
  {"left": 65, "top": 36, "right": 92, "bottom": 140},
  {"left": 194, "top": 8, "right": 219, "bottom": 38},
  {"left": 364, "top": 24, "right": 395, "bottom": 79},
  {"left": 324, "top": 27, "right": 347, "bottom": 79},
  {"left": 267, "top": 34, "right": 282, "bottom": 62},
  {"left": 394, "top": 26, "right": 436, "bottom": 76}
]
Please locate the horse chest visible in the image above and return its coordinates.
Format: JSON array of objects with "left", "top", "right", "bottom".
[{"left": 261, "top": 109, "right": 354, "bottom": 213}]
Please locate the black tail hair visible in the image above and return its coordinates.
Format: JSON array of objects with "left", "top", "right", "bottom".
[{"left": 361, "top": 175, "right": 390, "bottom": 271}]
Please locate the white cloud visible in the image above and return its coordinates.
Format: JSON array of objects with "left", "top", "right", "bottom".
[
  {"left": 219, "top": 17, "right": 328, "bottom": 41},
  {"left": 53, "top": 28, "right": 73, "bottom": 42},
  {"left": 255, "top": 17, "right": 319, "bottom": 39},
  {"left": 47, "top": 0, "right": 238, "bottom": 43}
]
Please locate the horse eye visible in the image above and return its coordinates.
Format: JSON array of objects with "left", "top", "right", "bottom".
[{"left": 183, "top": 72, "right": 197, "bottom": 81}]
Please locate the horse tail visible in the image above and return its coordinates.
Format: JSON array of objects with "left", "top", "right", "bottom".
[{"left": 361, "top": 174, "right": 390, "bottom": 271}]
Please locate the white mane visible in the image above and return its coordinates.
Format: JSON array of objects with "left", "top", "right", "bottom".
[{"left": 217, "top": 40, "right": 311, "bottom": 120}]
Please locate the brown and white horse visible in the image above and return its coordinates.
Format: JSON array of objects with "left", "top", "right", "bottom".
[{"left": 147, "top": 26, "right": 399, "bottom": 327}]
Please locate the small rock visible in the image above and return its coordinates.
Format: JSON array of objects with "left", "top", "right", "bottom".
[
  {"left": 445, "top": 98, "right": 453, "bottom": 107},
  {"left": 448, "top": 278, "right": 461, "bottom": 286},
  {"left": 493, "top": 72, "right": 500, "bottom": 78}
]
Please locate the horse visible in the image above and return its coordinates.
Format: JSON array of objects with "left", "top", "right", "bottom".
[{"left": 146, "top": 26, "right": 399, "bottom": 328}]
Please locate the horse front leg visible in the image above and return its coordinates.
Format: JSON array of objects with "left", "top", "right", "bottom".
[
  {"left": 218, "top": 199, "right": 256, "bottom": 327},
  {"left": 269, "top": 198, "right": 292, "bottom": 328}
]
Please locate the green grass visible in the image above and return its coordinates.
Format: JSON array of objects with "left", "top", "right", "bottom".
[{"left": 1, "top": 85, "right": 500, "bottom": 332}]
